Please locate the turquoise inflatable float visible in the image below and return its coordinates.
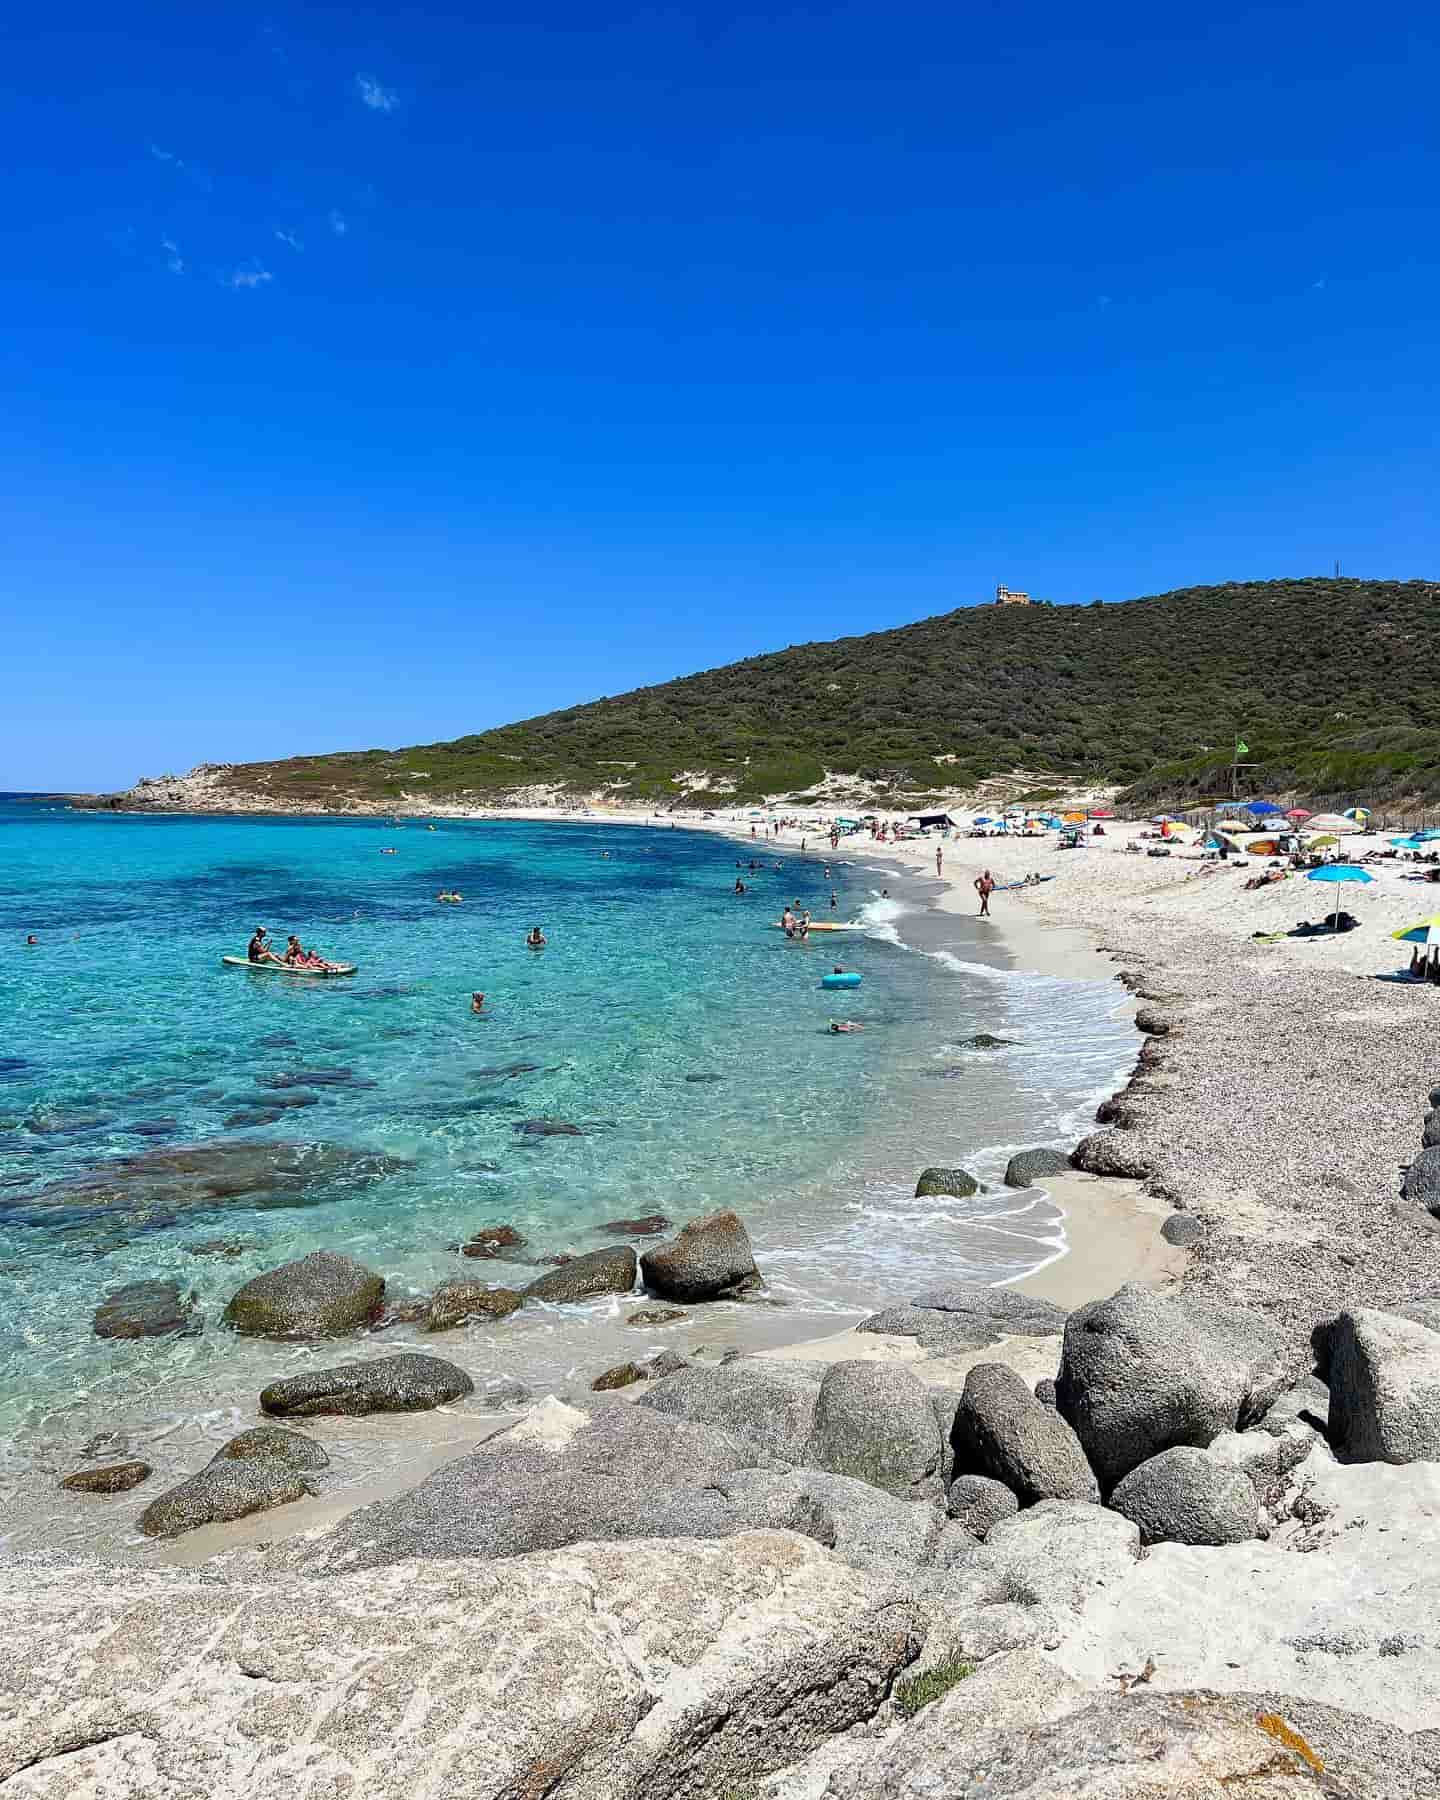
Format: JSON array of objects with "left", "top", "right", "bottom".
[{"left": 821, "top": 972, "right": 861, "bottom": 989}]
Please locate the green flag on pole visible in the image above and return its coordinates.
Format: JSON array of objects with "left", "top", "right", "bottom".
[{"left": 1235, "top": 738, "right": 1250, "bottom": 757}]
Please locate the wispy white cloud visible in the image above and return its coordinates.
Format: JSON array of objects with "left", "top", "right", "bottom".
[
  {"left": 1312, "top": 278, "right": 1327, "bottom": 290},
  {"left": 355, "top": 73, "right": 398, "bottom": 112},
  {"left": 274, "top": 228, "right": 303, "bottom": 251},
  {"left": 1097, "top": 294, "right": 1113, "bottom": 309},
  {"left": 224, "top": 265, "right": 274, "bottom": 290},
  {"left": 161, "top": 237, "right": 185, "bottom": 275},
  {"left": 328, "top": 209, "right": 348, "bottom": 236},
  {"left": 149, "top": 142, "right": 183, "bottom": 166}
]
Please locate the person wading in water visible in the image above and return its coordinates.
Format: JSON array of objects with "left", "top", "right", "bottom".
[{"left": 974, "top": 870, "right": 996, "bottom": 917}]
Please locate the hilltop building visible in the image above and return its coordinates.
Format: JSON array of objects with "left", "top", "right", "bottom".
[{"left": 994, "top": 584, "right": 1032, "bottom": 606}]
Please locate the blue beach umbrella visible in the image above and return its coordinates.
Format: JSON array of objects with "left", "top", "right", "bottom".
[
  {"left": 1248, "top": 800, "right": 1283, "bottom": 817},
  {"left": 1306, "top": 863, "right": 1374, "bottom": 931}
]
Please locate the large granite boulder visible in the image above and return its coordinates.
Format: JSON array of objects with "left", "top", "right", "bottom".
[
  {"left": 858, "top": 1284, "right": 1067, "bottom": 1356},
  {"left": 224, "top": 1250, "right": 385, "bottom": 1339},
  {"left": 805, "top": 1360, "right": 945, "bottom": 1499},
  {"left": 1108, "top": 1445, "right": 1259, "bottom": 1545},
  {"left": 211, "top": 1426, "right": 329, "bottom": 1471},
  {"left": 522, "top": 1246, "right": 636, "bottom": 1304},
  {"left": 951, "top": 1362, "right": 1099, "bottom": 1505},
  {"left": 0, "top": 1534, "right": 924, "bottom": 1800},
  {"left": 427, "top": 1280, "right": 523, "bottom": 1329},
  {"left": 260, "top": 1353, "right": 474, "bottom": 1417},
  {"left": 92, "top": 1279, "right": 199, "bottom": 1339},
  {"left": 1003, "top": 1148, "right": 1072, "bottom": 1189},
  {"left": 639, "top": 1359, "right": 820, "bottom": 1462},
  {"left": 639, "top": 1209, "right": 761, "bottom": 1301},
  {"left": 1320, "top": 1308, "right": 1440, "bottom": 1464},
  {"left": 138, "top": 1458, "right": 316, "bottom": 1538},
  {"left": 1055, "top": 1283, "right": 1302, "bottom": 1490}
]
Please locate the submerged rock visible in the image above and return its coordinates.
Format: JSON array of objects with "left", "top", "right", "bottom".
[
  {"left": 915, "top": 1167, "right": 979, "bottom": 1198},
  {"left": 592, "top": 1360, "right": 648, "bottom": 1391},
  {"left": 60, "top": 1460, "right": 152, "bottom": 1494},
  {"left": 599, "top": 1213, "right": 671, "bottom": 1236},
  {"left": 454, "top": 1223, "right": 528, "bottom": 1258},
  {"left": 257, "top": 1068, "right": 361, "bottom": 1088},
  {"left": 224, "top": 1250, "right": 385, "bottom": 1339},
  {"left": 639, "top": 1209, "right": 761, "bottom": 1302},
  {"left": 92, "top": 1279, "right": 199, "bottom": 1340},
  {"left": 523, "top": 1246, "right": 637, "bottom": 1304},
  {"left": 627, "top": 1305, "right": 688, "bottom": 1327},
  {"left": 427, "top": 1281, "right": 523, "bottom": 1330},
  {"left": 0, "top": 1139, "right": 408, "bottom": 1224},
  {"left": 513, "top": 1118, "right": 584, "bottom": 1137},
  {"left": 260, "top": 1353, "right": 474, "bottom": 1417},
  {"left": 223, "top": 1109, "right": 284, "bottom": 1129}
]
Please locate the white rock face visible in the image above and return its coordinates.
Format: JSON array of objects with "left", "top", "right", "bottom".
[
  {"left": 1043, "top": 1454, "right": 1440, "bottom": 1730},
  {"left": 0, "top": 1532, "right": 922, "bottom": 1800},
  {"left": 1324, "top": 1307, "right": 1440, "bottom": 1464}
]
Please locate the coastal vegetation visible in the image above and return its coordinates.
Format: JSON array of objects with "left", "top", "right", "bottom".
[{"left": 128, "top": 577, "right": 1440, "bottom": 808}]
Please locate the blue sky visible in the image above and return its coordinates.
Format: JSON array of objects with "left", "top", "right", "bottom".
[{"left": 5, "top": 2, "right": 1438, "bottom": 789}]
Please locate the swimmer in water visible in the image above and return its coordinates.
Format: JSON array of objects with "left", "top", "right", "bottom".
[
  {"left": 828, "top": 1020, "right": 863, "bottom": 1034},
  {"left": 471, "top": 992, "right": 486, "bottom": 1013},
  {"left": 526, "top": 925, "right": 547, "bottom": 948}
]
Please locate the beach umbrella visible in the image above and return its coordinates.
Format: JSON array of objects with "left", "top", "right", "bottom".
[
  {"left": 1088, "top": 806, "right": 1115, "bottom": 819},
  {"left": 1285, "top": 808, "right": 1312, "bottom": 821},
  {"left": 1306, "top": 863, "right": 1374, "bottom": 930},
  {"left": 1248, "top": 800, "right": 1283, "bottom": 817},
  {"left": 1393, "top": 915, "right": 1440, "bottom": 945},
  {"left": 1309, "top": 834, "right": 1340, "bottom": 848},
  {"left": 1344, "top": 807, "right": 1372, "bottom": 823}
]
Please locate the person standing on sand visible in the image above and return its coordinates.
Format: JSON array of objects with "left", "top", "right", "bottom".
[
  {"left": 935, "top": 845, "right": 943, "bottom": 877},
  {"left": 975, "top": 870, "right": 995, "bottom": 917}
]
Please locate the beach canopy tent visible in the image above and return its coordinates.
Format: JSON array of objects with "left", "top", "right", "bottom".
[{"left": 909, "top": 813, "right": 955, "bottom": 829}]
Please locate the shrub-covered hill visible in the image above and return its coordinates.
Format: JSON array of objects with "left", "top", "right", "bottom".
[{"left": 200, "top": 577, "right": 1440, "bottom": 809}]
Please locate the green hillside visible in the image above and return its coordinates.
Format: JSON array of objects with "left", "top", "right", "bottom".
[{"left": 204, "top": 577, "right": 1440, "bottom": 809}]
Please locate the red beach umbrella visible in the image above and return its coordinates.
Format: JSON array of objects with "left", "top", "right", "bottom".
[{"left": 1285, "top": 808, "right": 1312, "bottom": 821}]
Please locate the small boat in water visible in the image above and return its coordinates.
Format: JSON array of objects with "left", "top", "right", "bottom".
[{"left": 222, "top": 955, "right": 358, "bottom": 977}]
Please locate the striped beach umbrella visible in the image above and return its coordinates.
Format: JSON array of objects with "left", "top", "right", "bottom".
[{"left": 1393, "top": 916, "right": 1440, "bottom": 945}]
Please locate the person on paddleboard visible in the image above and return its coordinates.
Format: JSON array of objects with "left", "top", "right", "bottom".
[{"left": 248, "top": 927, "right": 283, "bottom": 965}]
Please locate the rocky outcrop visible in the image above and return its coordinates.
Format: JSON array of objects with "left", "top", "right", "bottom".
[
  {"left": 1320, "top": 1307, "right": 1440, "bottom": 1464},
  {"left": 1002, "top": 1147, "right": 1071, "bottom": 1189},
  {"left": 592, "top": 1361, "right": 647, "bottom": 1391},
  {"left": 92, "top": 1279, "right": 199, "bottom": 1339},
  {"left": 522, "top": 1246, "right": 637, "bottom": 1303},
  {"left": 454, "top": 1223, "right": 527, "bottom": 1258},
  {"left": 639, "top": 1360, "right": 821, "bottom": 1463},
  {"left": 0, "top": 1534, "right": 923, "bottom": 1800},
  {"left": 639, "top": 1209, "right": 761, "bottom": 1301},
  {"left": 1068, "top": 1130, "right": 1155, "bottom": 1179},
  {"left": 1055, "top": 1283, "right": 1302, "bottom": 1490},
  {"left": 260, "top": 1352, "right": 474, "bottom": 1417},
  {"left": 951, "top": 1362, "right": 1100, "bottom": 1506},
  {"left": 914, "top": 1166, "right": 979, "bottom": 1198},
  {"left": 427, "top": 1280, "right": 523, "bottom": 1329},
  {"left": 223, "top": 1250, "right": 385, "bottom": 1339},
  {"left": 1108, "top": 1445, "right": 1259, "bottom": 1545}
]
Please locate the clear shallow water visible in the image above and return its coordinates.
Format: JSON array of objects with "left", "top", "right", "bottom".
[{"left": 0, "top": 799, "right": 1135, "bottom": 1549}]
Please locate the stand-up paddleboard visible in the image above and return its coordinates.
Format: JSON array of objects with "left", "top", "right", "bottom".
[
  {"left": 769, "top": 921, "right": 861, "bottom": 931},
  {"left": 222, "top": 955, "right": 357, "bottom": 977}
]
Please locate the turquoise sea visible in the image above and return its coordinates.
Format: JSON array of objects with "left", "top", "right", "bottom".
[{"left": 0, "top": 797, "right": 1135, "bottom": 1549}]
